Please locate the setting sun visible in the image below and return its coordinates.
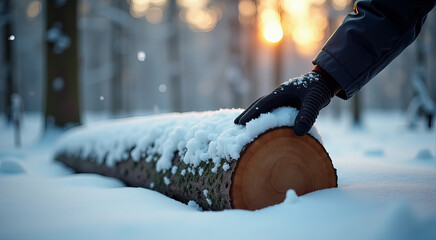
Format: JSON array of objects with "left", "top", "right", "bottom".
[
  {"left": 263, "top": 21, "right": 283, "bottom": 43},
  {"left": 252, "top": 0, "right": 333, "bottom": 54}
]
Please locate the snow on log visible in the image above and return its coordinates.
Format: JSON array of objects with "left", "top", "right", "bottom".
[{"left": 54, "top": 107, "right": 337, "bottom": 210}]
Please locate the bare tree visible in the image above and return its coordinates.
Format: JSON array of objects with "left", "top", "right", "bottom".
[
  {"left": 406, "top": 36, "right": 434, "bottom": 128},
  {"left": 45, "top": 0, "right": 80, "bottom": 128},
  {"left": 1, "top": 0, "right": 15, "bottom": 124},
  {"left": 167, "top": 0, "right": 182, "bottom": 112},
  {"left": 347, "top": 0, "right": 362, "bottom": 126},
  {"left": 273, "top": 2, "right": 284, "bottom": 87},
  {"left": 109, "top": 0, "right": 128, "bottom": 115}
]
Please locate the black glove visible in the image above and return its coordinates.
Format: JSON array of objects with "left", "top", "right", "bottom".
[{"left": 234, "top": 68, "right": 341, "bottom": 136}]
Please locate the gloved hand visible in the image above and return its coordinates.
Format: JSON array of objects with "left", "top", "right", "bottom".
[{"left": 234, "top": 67, "right": 341, "bottom": 136}]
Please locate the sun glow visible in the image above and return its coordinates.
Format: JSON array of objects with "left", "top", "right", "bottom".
[
  {"left": 246, "top": 0, "right": 341, "bottom": 54},
  {"left": 177, "top": 0, "right": 221, "bottom": 32},
  {"left": 263, "top": 21, "right": 283, "bottom": 43},
  {"left": 256, "top": 0, "right": 284, "bottom": 44}
]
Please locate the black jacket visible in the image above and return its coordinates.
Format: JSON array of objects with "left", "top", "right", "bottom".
[{"left": 313, "top": 0, "right": 436, "bottom": 100}]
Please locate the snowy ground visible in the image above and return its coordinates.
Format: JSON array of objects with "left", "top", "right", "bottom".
[{"left": 0, "top": 110, "right": 435, "bottom": 240}]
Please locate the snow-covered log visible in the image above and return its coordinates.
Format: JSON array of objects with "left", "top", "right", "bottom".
[{"left": 54, "top": 107, "right": 337, "bottom": 210}]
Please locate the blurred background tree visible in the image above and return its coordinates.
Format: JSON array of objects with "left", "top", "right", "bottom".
[
  {"left": 45, "top": 0, "right": 80, "bottom": 128},
  {"left": 1, "top": 0, "right": 15, "bottom": 124},
  {"left": 0, "top": 0, "right": 435, "bottom": 131}
]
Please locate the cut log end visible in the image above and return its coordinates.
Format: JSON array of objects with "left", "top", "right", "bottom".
[{"left": 231, "top": 127, "right": 337, "bottom": 210}]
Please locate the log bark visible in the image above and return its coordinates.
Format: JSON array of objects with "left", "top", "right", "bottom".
[
  {"left": 56, "top": 126, "right": 337, "bottom": 211},
  {"left": 57, "top": 148, "right": 237, "bottom": 210}
]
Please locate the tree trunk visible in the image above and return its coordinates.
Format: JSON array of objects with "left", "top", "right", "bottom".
[
  {"left": 273, "top": 2, "right": 284, "bottom": 87},
  {"left": 347, "top": 0, "right": 362, "bottom": 126},
  {"left": 109, "top": 0, "right": 128, "bottom": 115},
  {"left": 110, "top": 21, "right": 123, "bottom": 115},
  {"left": 45, "top": 0, "right": 80, "bottom": 128},
  {"left": 167, "top": 0, "right": 183, "bottom": 112},
  {"left": 352, "top": 92, "right": 361, "bottom": 126},
  {"left": 2, "top": 0, "right": 14, "bottom": 123}
]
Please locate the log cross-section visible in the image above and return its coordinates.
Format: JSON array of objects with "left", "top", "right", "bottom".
[{"left": 231, "top": 127, "right": 337, "bottom": 210}]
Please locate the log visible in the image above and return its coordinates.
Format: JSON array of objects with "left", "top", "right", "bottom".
[
  {"left": 232, "top": 128, "right": 337, "bottom": 210},
  {"left": 55, "top": 108, "right": 337, "bottom": 210}
]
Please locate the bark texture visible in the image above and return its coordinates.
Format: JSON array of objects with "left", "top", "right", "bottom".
[{"left": 56, "top": 150, "right": 237, "bottom": 210}]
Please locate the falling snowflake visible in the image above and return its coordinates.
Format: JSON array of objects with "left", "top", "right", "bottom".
[
  {"left": 137, "top": 51, "right": 146, "bottom": 61},
  {"left": 52, "top": 77, "right": 64, "bottom": 92},
  {"left": 159, "top": 84, "right": 167, "bottom": 93},
  {"left": 47, "top": 22, "right": 71, "bottom": 54}
]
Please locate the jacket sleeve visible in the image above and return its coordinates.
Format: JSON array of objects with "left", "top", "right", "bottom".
[{"left": 312, "top": 0, "right": 436, "bottom": 100}]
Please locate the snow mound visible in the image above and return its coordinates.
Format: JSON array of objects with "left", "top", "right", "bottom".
[
  {"left": 58, "top": 173, "right": 125, "bottom": 188},
  {"left": 187, "top": 200, "right": 203, "bottom": 211},
  {"left": 283, "top": 189, "right": 299, "bottom": 205},
  {"left": 415, "top": 149, "right": 434, "bottom": 160},
  {"left": 55, "top": 107, "right": 322, "bottom": 172},
  {"left": 0, "top": 158, "right": 28, "bottom": 175},
  {"left": 373, "top": 202, "right": 436, "bottom": 240},
  {"left": 364, "top": 149, "right": 385, "bottom": 157}
]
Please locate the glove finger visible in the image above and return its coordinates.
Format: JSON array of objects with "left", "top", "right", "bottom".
[
  {"left": 294, "top": 79, "right": 333, "bottom": 136},
  {"left": 234, "top": 97, "right": 263, "bottom": 124},
  {"left": 294, "top": 108, "right": 316, "bottom": 136},
  {"left": 294, "top": 94, "right": 323, "bottom": 136},
  {"left": 237, "top": 94, "right": 286, "bottom": 125}
]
